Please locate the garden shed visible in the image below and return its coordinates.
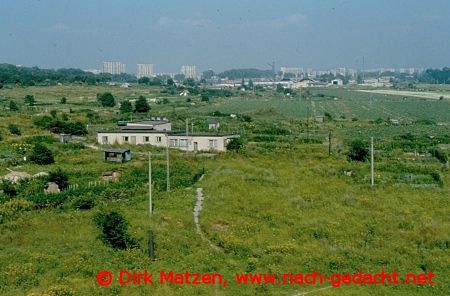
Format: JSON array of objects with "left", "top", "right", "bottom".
[{"left": 103, "top": 148, "right": 131, "bottom": 163}]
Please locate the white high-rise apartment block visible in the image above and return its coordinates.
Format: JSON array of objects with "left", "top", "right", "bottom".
[
  {"left": 180, "top": 65, "right": 197, "bottom": 78},
  {"left": 102, "top": 61, "right": 126, "bottom": 74},
  {"left": 137, "top": 64, "right": 155, "bottom": 78}
]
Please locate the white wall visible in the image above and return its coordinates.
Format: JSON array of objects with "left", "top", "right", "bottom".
[{"left": 97, "top": 132, "right": 238, "bottom": 152}]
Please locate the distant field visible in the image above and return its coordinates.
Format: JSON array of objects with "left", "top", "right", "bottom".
[
  {"left": 356, "top": 89, "right": 449, "bottom": 100},
  {"left": 196, "top": 91, "right": 450, "bottom": 122}
]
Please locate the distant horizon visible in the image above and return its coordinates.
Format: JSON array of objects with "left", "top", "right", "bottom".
[
  {"left": 2, "top": 61, "right": 438, "bottom": 76},
  {"left": 2, "top": 1, "right": 450, "bottom": 73}
]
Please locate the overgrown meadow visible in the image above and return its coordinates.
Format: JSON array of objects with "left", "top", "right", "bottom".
[{"left": 0, "top": 84, "right": 449, "bottom": 295}]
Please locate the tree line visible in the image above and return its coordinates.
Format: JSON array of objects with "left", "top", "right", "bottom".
[{"left": 0, "top": 63, "right": 136, "bottom": 86}]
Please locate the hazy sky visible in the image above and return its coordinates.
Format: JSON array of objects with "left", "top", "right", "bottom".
[{"left": 1, "top": 0, "right": 449, "bottom": 73}]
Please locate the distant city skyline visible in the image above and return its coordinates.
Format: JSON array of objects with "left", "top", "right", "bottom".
[{"left": 1, "top": 1, "right": 450, "bottom": 72}]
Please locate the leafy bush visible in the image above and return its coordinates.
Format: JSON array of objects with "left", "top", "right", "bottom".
[
  {"left": 200, "top": 93, "right": 210, "bottom": 102},
  {"left": 1, "top": 181, "right": 17, "bottom": 198},
  {"left": 227, "top": 137, "right": 243, "bottom": 152},
  {"left": 32, "top": 116, "right": 87, "bottom": 136},
  {"left": 72, "top": 195, "right": 96, "bottom": 210},
  {"left": 29, "top": 144, "right": 54, "bottom": 165},
  {"left": 48, "top": 168, "right": 69, "bottom": 190},
  {"left": 0, "top": 198, "right": 33, "bottom": 224},
  {"left": 25, "top": 135, "right": 57, "bottom": 145},
  {"left": 8, "top": 124, "right": 21, "bottom": 136},
  {"left": 347, "top": 140, "right": 369, "bottom": 161},
  {"left": 9, "top": 100, "right": 19, "bottom": 111},
  {"left": 430, "top": 171, "right": 444, "bottom": 187},
  {"left": 429, "top": 148, "right": 448, "bottom": 164},
  {"left": 94, "top": 211, "right": 139, "bottom": 249},
  {"left": 60, "top": 97, "right": 67, "bottom": 104},
  {"left": 24, "top": 94, "right": 36, "bottom": 106}
]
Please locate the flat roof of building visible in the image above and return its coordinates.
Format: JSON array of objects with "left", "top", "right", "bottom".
[
  {"left": 127, "top": 120, "right": 169, "bottom": 125},
  {"left": 97, "top": 129, "right": 238, "bottom": 137},
  {"left": 104, "top": 148, "right": 130, "bottom": 153}
]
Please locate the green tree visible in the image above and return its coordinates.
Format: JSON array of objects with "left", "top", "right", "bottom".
[
  {"left": 202, "top": 70, "right": 214, "bottom": 80},
  {"left": 120, "top": 100, "right": 133, "bottom": 114},
  {"left": 134, "top": 96, "right": 150, "bottom": 113},
  {"left": 97, "top": 92, "right": 115, "bottom": 107},
  {"left": 167, "top": 78, "right": 175, "bottom": 86},
  {"left": 276, "top": 83, "right": 284, "bottom": 93},
  {"left": 9, "top": 100, "right": 19, "bottom": 111},
  {"left": 347, "top": 140, "right": 369, "bottom": 161},
  {"left": 183, "top": 78, "right": 196, "bottom": 87},
  {"left": 60, "top": 97, "right": 67, "bottom": 104},
  {"left": 24, "top": 94, "right": 36, "bottom": 106},
  {"left": 138, "top": 76, "right": 150, "bottom": 84},
  {"left": 174, "top": 74, "right": 185, "bottom": 82},
  {"left": 30, "top": 144, "right": 55, "bottom": 165},
  {"left": 94, "top": 211, "right": 139, "bottom": 250},
  {"left": 201, "top": 93, "right": 210, "bottom": 102}
]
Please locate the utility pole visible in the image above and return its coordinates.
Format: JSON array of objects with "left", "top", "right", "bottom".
[
  {"left": 148, "top": 152, "right": 152, "bottom": 217},
  {"left": 191, "top": 122, "right": 194, "bottom": 134},
  {"left": 306, "top": 106, "right": 310, "bottom": 143},
  {"left": 166, "top": 135, "right": 170, "bottom": 191},
  {"left": 371, "top": 137, "right": 374, "bottom": 186},
  {"left": 186, "top": 118, "right": 189, "bottom": 137},
  {"left": 328, "top": 131, "right": 332, "bottom": 156}
]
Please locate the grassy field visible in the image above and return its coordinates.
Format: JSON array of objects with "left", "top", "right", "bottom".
[{"left": 0, "top": 84, "right": 449, "bottom": 295}]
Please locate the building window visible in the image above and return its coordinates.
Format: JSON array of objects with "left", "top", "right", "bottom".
[
  {"left": 156, "top": 136, "right": 162, "bottom": 143},
  {"left": 169, "top": 139, "right": 178, "bottom": 147},
  {"left": 179, "top": 139, "right": 188, "bottom": 147},
  {"left": 102, "top": 136, "right": 108, "bottom": 144},
  {"left": 208, "top": 139, "right": 217, "bottom": 148},
  {"left": 144, "top": 136, "right": 150, "bottom": 143},
  {"left": 123, "top": 136, "right": 129, "bottom": 143}
]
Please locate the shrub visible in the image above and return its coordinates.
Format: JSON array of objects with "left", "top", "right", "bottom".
[
  {"left": 9, "top": 100, "right": 19, "bottom": 111},
  {"left": 94, "top": 211, "right": 139, "bottom": 249},
  {"left": 8, "top": 124, "right": 21, "bottom": 136},
  {"left": 227, "top": 137, "right": 244, "bottom": 152},
  {"left": 1, "top": 181, "right": 17, "bottom": 197},
  {"left": 324, "top": 112, "right": 333, "bottom": 121},
  {"left": 430, "top": 171, "right": 443, "bottom": 187},
  {"left": 429, "top": 148, "right": 448, "bottom": 164},
  {"left": 47, "top": 168, "right": 69, "bottom": 190},
  {"left": 73, "top": 195, "right": 96, "bottom": 210},
  {"left": 200, "top": 93, "right": 210, "bottom": 102},
  {"left": 45, "top": 285, "right": 75, "bottom": 296},
  {"left": 29, "top": 144, "right": 54, "bottom": 165},
  {"left": 24, "top": 94, "right": 36, "bottom": 106},
  {"left": 60, "top": 97, "right": 67, "bottom": 104},
  {"left": 50, "top": 109, "right": 58, "bottom": 118},
  {"left": 0, "top": 198, "right": 33, "bottom": 224},
  {"left": 25, "top": 135, "right": 57, "bottom": 145},
  {"left": 347, "top": 140, "right": 369, "bottom": 161}
]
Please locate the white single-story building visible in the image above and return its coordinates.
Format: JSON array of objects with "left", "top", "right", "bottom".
[
  {"left": 97, "top": 130, "right": 238, "bottom": 152},
  {"left": 208, "top": 119, "right": 220, "bottom": 130}
]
